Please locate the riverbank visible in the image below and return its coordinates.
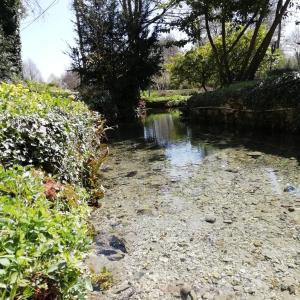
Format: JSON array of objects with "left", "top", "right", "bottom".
[
  {"left": 0, "top": 82, "right": 107, "bottom": 298},
  {"left": 141, "top": 89, "right": 196, "bottom": 109},
  {"left": 88, "top": 112, "right": 300, "bottom": 299},
  {"left": 182, "top": 72, "right": 300, "bottom": 132}
]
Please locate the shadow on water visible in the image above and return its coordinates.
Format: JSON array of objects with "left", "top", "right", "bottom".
[{"left": 108, "top": 109, "right": 300, "bottom": 165}]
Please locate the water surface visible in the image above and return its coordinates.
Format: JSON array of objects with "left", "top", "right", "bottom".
[
  {"left": 94, "top": 110, "right": 300, "bottom": 300},
  {"left": 111, "top": 109, "right": 300, "bottom": 166}
]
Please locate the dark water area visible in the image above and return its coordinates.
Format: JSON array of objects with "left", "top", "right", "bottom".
[{"left": 108, "top": 109, "right": 300, "bottom": 165}]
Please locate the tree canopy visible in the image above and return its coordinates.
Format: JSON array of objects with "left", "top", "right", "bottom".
[
  {"left": 71, "top": 0, "right": 172, "bottom": 120},
  {"left": 176, "top": 0, "right": 293, "bottom": 84},
  {"left": 0, "top": 0, "right": 297, "bottom": 118}
]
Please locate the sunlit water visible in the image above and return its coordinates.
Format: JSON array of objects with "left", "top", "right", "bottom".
[
  {"left": 110, "top": 109, "right": 300, "bottom": 181},
  {"left": 96, "top": 113, "right": 300, "bottom": 300},
  {"left": 143, "top": 112, "right": 216, "bottom": 167},
  {"left": 110, "top": 110, "right": 220, "bottom": 179}
]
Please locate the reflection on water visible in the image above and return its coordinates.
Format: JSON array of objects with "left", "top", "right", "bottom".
[
  {"left": 110, "top": 109, "right": 300, "bottom": 174},
  {"left": 142, "top": 111, "right": 216, "bottom": 169}
]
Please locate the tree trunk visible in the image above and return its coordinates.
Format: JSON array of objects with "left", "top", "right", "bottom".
[
  {"left": 244, "top": 0, "right": 291, "bottom": 80},
  {"left": 221, "top": 18, "right": 232, "bottom": 83},
  {"left": 204, "top": 13, "right": 228, "bottom": 85},
  {"left": 276, "top": 21, "right": 282, "bottom": 48},
  {"left": 201, "top": 82, "right": 208, "bottom": 92},
  {"left": 238, "top": 13, "right": 264, "bottom": 81}
]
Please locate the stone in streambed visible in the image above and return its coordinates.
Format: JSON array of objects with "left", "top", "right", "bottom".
[
  {"left": 125, "top": 171, "right": 138, "bottom": 177},
  {"left": 223, "top": 219, "right": 233, "bottom": 224},
  {"left": 247, "top": 151, "right": 263, "bottom": 158},
  {"left": 205, "top": 216, "right": 216, "bottom": 224},
  {"left": 284, "top": 184, "right": 296, "bottom": 192},
  {"left": 109, "top": 235, "right": 127, "bottom": 253}
]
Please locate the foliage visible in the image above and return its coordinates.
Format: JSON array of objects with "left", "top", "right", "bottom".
[
  {"left": 0, "top": 1, "right": 22, "bottom": 81},
  {"left": 71, "top": 0, "right": 163, "bottom": 120},
  {"left": 167, "top": 44, "right": 216, "bottom": 90},
  {"left": 141, "top": 89, "right": 196, "bottom": 102},
  {"left": 0, "top": 27, "right": 15, "bottom": 82},
  {"left": 0, "top": 83, "right": 106, "bottom": 193},
  {"left": 178, "top": 0, "right": 292, "bottom": 83},
  {"left": 167, "top": 25, "right": 282, "bottom": 89},
  {"left": 0, "top": 165, "right": 92, "bottom": 299},
  {"left": 187, "top": 71, "right": 300, "bottom": 110},
  {"left": 91, "top": 267, "right": 113, "bottom": 291}
]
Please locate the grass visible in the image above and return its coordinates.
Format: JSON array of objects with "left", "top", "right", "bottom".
[
  {"left": 219, "top": 80, "right": 258, "bottom": 92},
  {"left": 141, "top": 89, "right": 197, "bottom": 103}
]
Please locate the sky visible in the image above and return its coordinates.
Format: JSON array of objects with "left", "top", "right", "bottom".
[
  {"left": 21, "top": 0, "right": 75, "bottom": 81},
  {"left": 20, "top": 0, "right": 300, "bottom": 81}
]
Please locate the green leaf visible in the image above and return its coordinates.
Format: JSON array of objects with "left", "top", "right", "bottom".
[
  {"left": 10, "top": 272, "right": 18, "bottom": 285},
  {"left": 0, "top": 258, "right": 10, "bottom": 267},
  {"left": 0, "top": 282, "right": 7, "bottom": 289}
]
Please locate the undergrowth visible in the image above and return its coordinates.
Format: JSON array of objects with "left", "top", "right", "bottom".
[{"left": 0, "top": 82, "right": 109, "bottom": 299}]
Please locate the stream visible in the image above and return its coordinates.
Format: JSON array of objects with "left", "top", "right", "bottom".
[{"left": 89, "top": 110, "right": 300, "bottom": 300}]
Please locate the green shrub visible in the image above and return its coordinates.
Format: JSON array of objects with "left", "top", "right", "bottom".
[
  {"left": 0, "top": 82, "right": 109, "bottom": 298},
  {"left": 187, "top": 72, "right": 300, "bottom": 111},
  {"left": 0, "top": 83, "right": 106, "bottom": 187},
  {"left": 0, "top": 165, "right": 92, "bottom": 299}
]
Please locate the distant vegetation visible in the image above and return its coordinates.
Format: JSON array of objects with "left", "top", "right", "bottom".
[
  {"left": 0, "top": 0, "right": 297, "bottom": 120},
  {"left": 141, "top": 89, "right": 196, "bottom": 108},
  {"left": 167, "top": 26, "right": 282, "bottom": 91},
  {"left": 184, "top": 72, "right": 300, "bottom": 131}
]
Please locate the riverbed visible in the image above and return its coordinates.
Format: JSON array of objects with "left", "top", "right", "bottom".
[{"left": 89, "top": 110, "right": 300, "bottom": 300}]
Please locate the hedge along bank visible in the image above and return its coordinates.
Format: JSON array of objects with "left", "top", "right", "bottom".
[
  {"left": 0, "top": 82, "right": 108, "bottom": 299},
  {"left": 183, "top": 72, "right": 300, "bottom": 132}
]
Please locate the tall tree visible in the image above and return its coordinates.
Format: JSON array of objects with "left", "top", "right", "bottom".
[
  {"left": 0, "top": 0, "right": 23, "bottom": 81},
  {"left": 179, "top": 0, "right": 293, "bottom": 84},
  {"left": 71, "top": 0, "right": 173, "bottom": 120}
]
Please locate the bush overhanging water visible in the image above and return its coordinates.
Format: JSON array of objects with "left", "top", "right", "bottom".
[{"left": 0, "top": 82, "right": 107, "bottom": 298}]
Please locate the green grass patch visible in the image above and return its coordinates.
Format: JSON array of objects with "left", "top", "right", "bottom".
[
  {"left": 219, "top": 81, "right": 258, "bottom": 93},
  {"left": 141, "top": 89, "right": 197, "bottom": 103}
]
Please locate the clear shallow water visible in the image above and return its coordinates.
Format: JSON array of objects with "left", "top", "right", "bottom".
[
  {"left": 113, "top": 110, "right": 218, "bottom": 169},
  {"left": 109, "top": 109, "right": 300, "bottom": 184},
  {"left": 95, "top": 112, "right": 300, "bottom": 300},
  {"left": 144, "top": 113, "right": 214, "bottom": 167}
]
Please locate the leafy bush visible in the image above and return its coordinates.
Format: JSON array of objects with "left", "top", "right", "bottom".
[
  {"left": 0, "top": 83, "right": 106, "bottom": 188},
  {"left": 0, "top": 82, "right": 109, "bottom": 298},
  {"left": 0, "top": 165, "right": 92, "bottom": 299},
  {"left": 187, "top": 72, "right": 300, "bottom": 111},
  {"left": 168, "top": 25, "right": 282, "bottom": 89}
]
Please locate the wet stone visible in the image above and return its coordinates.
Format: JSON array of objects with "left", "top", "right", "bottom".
[
  {"left": 179, "top": 284, "right": 192, "bottom": 299},
  {"left": 247, "top": 151, "right": 263, "bottom": 158},
  {"left": 205, "top": 216, "right": 216, "bottom": 224},
  {"left": 109, "top": 235, "right": 127, "bottom": 253},
  {"left": 223, "top": 219, "right": 233, "bottom": 224},
  {"left": 125, "top": 171, "right": 138, "bottom": 177},
  {"left": 284, "top": 184, "right": 296, "bottom": 192}
]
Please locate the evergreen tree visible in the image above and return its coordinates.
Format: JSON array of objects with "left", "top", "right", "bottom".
[
  {"left": 0, "top": 0, "right": 22, "bottom": 81},
  {"left": 71, "top": 0, "right": 165, "bottom": 120}
]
